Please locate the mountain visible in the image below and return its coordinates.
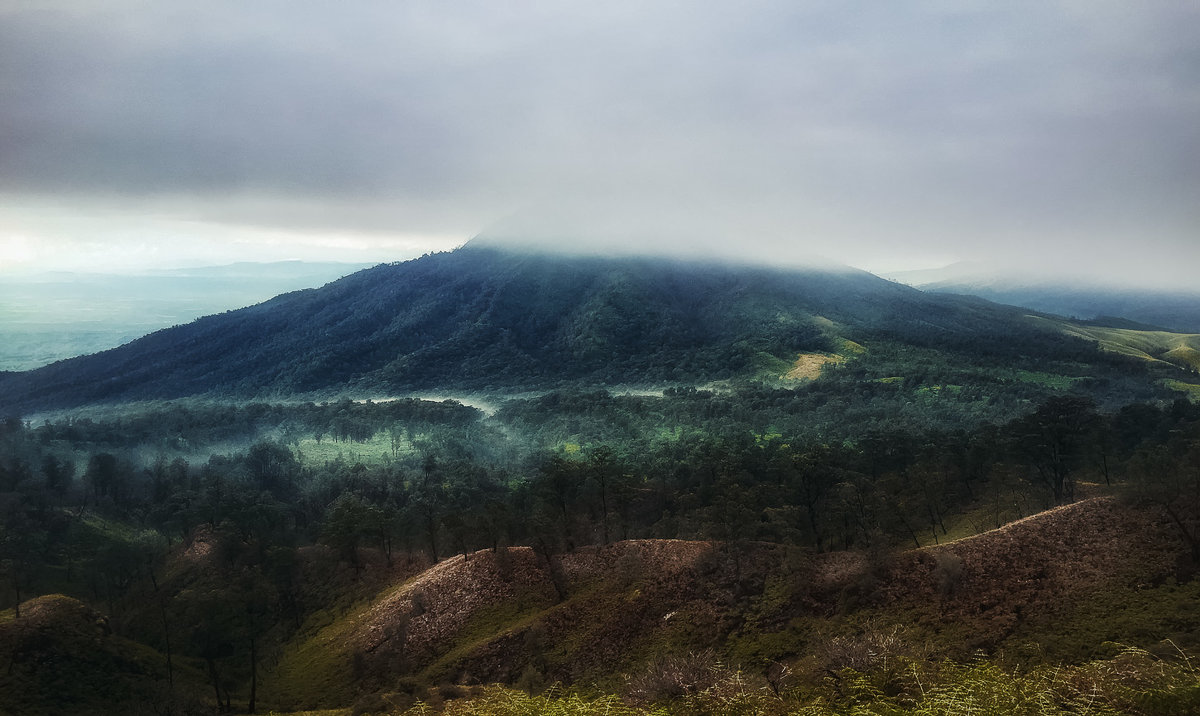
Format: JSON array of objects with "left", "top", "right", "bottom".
[
  {"left": 890, "top": 263, "right": 1200, "bottom": 334},
  {"left": 3, "top": 246, "right": 1199, "bottom": 714},
  {"left": 0, "top": 243, "right": 1169, "bottom": 413}
]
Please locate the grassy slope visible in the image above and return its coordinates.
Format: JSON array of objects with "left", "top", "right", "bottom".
[{"left": 1030, "top": 315, "right": 1200, "bottom": 372}]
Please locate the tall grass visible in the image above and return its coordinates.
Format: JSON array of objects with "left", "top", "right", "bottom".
[
  {"left": 385, "top": 645, "right": 1199, "bottom": 716},
  {"left": 797, "top": 646, "right": 1200, "bottom": 716},
  {"left": 402, "top": 685, "right": 665, "bottom": 715}
]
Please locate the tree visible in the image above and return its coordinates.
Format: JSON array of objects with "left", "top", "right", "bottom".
[
  {"left": 1010, "top": 396, "right": 1100, "bottom": 504},
  {"left": 0, "top": 493, "right": 46, "bottom": 617},
  {"left": 84, "top": 452, "right": 122, "bottom": 503},
  {"left": 40, "top": 454, "right": 74, "bottom": 501},
  {"left": 176, "top": 584, "right": 238, "bottom": 712},
  {"left": 533, "top": 455, "right": 584, "bottom": 551},
  {"left": 236, "top": 569, "right": 275, "bottom": 714},
  {"left": 244, "top": 441, "right": 298, "bottom": 499},
  {"left": 321, "top": 493, "right": 372, "bottom": 572},
  {"left": 587, "top": 445, "right": 625, "bottom": 544},
  {"left": 778, "top": 444, "right": 840, "bottom": 551},
  {"left": 1129, "top": 423, "right": 1200, "bottom": 563}
]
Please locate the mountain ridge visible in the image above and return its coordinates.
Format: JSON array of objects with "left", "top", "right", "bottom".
[{"left": 0, "top": 244, "right": 1160, "bottom": 413}]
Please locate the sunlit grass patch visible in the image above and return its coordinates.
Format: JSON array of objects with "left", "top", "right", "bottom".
[
  {"left": 261, "top": 595, "right": 379, "bottom": 710},
  {"left": 1013, "top": 370, "right": 1083, "bottom": 390},
  {"left": 784, "top": 353, "right": 846, "bottom": 381},
  {"left": 1163, "top": 380, "right": 1200, "bottom": 399},
  {"left": 1031, "top": 315, "right": 1200, "bottom": 372},
  {"left": 403, "top": 685, "right": 663, "bottom": 715},
  {"left": 292, "top": 432, "right": 406, "bottom": 467}
]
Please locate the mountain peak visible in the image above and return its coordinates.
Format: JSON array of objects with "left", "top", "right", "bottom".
[{"left": 462, "top": 233, "right": 857, "bottom": 274}]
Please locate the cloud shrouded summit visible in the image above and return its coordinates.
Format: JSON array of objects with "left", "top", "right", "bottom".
[{"left": 1, "top": 1, "right": 1197, "bottom": 284}]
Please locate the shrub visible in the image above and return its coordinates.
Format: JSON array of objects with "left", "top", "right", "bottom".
[
  {"left": 814, "top": 621, "right": 914, "bottom": 674},
  {"left": 932, "top": 551, "right": 963, "bottom": 598},
  {"left": 402, "top": 685, "right": 657, "bottom": 715},
  {"left": 626, "top": 649, "right": 726, "bottom": 704}
]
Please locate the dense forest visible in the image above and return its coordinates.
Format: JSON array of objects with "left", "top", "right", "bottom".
[
  {"left": 3, "top": 377, "right": 1200, "bottom": 714},
  {"left": 5, "top": 390, "right": 1200, "bottom": 575}
]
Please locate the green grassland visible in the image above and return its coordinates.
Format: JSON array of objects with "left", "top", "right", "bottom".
[
  {"left": 1031, "top": 315, "right": 1200, "bottom": 372},
  {"left": 293, "top": 431, "right": 409, "bottom": 468}
]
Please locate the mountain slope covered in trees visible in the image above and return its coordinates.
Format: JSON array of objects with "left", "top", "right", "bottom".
[{"left": 0, "top": 243, "right": 1165, "bottom": 413}]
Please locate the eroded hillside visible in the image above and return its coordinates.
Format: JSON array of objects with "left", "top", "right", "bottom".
[{"left": 255, "top": 497, "right": 1191, "bottom": 712}]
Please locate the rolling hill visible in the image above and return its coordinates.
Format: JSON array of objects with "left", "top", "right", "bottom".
[
  {"left": 7, "top": 498, "right": 1188, "bottom": 715},
  {"left": 0, "top": 242, "right": 1162, "bottom": 414},
  {"left": 83, "top": 496, "right": 1192, "bottom": 714},
  {"left": 0, "top": 594, "right": 206, "bottom": 716},
  {"left": 1027, "top": 315, "right": 1200, "bottom": 372}
]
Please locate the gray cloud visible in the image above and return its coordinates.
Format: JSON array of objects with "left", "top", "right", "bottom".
[{"left": 1, "top": 1, "right": 1197, "bottom": 285}]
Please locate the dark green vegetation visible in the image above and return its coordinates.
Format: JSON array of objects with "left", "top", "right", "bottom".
[
  {"left": 2, "top": 246, "right": 1200, "bottom": 714},
  {"left": 1, "top": 387, "right": 1199, "bottom": 714},
  {"left": 4, "top": 243, "right": 1188, "bottom": 413}
]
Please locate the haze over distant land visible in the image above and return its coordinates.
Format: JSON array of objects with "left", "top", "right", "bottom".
[
  {"left": 0, "top": 261, "right": 371, "bottom": 371},
  {"left": 0, "top": 2, "right": 1197, "bottom": 287},
  {"left": 888, "top": 262, "right": 1200, "bottom": 334}
]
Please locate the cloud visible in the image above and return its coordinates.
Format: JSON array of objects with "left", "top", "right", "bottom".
[{"left": 0, "top": 1, "right": 1197, "bottom": 284}]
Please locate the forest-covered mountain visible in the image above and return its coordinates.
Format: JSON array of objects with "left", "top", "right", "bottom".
[{"left": 0, "top": 243, "right": 1160, "bottom": 413}]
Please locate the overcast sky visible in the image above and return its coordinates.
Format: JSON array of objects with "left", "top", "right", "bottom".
[{"left": 1, "top": 1, "right": 1197, "bottom": 286}]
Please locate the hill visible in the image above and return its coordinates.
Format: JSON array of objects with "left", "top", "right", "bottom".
[
  {"left": 257, "top": 497, "right": 1194, "bottom": 712},
  {"left": 7, "top": 497, "right": 1198, "bottom": 715},
  {"left": 0, "top": 243, "right": 1166, "bottom": 413},
  {"left": 1028, "top": 315, "right": 1200, "bottom": 373},
  {"left": 0, "top": 594, "right": 207, "bottom": 716}
]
